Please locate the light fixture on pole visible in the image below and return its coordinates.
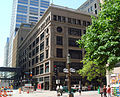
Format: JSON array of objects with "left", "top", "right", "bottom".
[{"left": 67, "top": 54, "right": 73, "bottom": 97}]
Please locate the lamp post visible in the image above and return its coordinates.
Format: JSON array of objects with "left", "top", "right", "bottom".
[{"left": 67, "top": 54, "right": 72, "bottom": 97}]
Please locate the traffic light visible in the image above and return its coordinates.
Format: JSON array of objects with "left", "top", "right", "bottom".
[{"left": 54, "top": 65, "right": 58, "bottom": 77}]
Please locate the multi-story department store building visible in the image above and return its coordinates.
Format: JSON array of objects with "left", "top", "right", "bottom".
[{"left": 16, "top": 4, "right": 92, "bottom": 90}]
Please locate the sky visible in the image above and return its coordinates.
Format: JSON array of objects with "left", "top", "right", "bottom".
[{"left": 0, "top": 0, "right": 86, "bottom": 67}]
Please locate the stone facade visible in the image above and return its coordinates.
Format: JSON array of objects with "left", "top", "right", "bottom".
[{"left": 17, "top": 4, "right": 92, "bottom": 90}]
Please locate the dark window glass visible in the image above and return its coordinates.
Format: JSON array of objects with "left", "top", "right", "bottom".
[
  {"left": 83, "top": 21, "right": 86, "bottom": 26},
  {"left": 58, "top": 16, "right": 61, "bottom": 22},
  {"left": 36, "top": 37, "right": 39, "bottom": 44},
  {"left": 62, "top": 16, "right": 66, "bottom": 22},
  {"left": 36, "top": 66, "right": 39, "bottom": 75},
  {"left": 91, "top": 6, "right": 93, "bottom": 11},
  {"left": 94, "top": 3, "right": 97, "bottom": 8},
  {"left": 29, "top": 61, "right": 31, "bottom": 67},
  {"left": 40, "top": 32, "right": 44, "bottom": 40},
  {"left": 69, "top": 50, "right": 82, "bottom": 59},
  {"left": 87, "top": 21, "right": 91, "bottom": 26},
  {"left": 95, "top": 10, "right": 97, "bottom": 14},
  {"left": 56, "top": 48, "right": 63, "bottom": 58},
  {"left": 73, "top": 19, "right": 76, "bottom": 24},
  {"left": 70, "top": 62, "right": 83, "bottom": 70},
  {"left": 40, "top": 65, "right": 43, "bottom": 74},
  {"left": 32, "top": 58, "right": 34, "bottom": 65},
  {"left": 40, "top": 42, "right": 44, "bottom": 51},
  {"left": 40, "top": 53, "right": 44, "bottom": 61},
  {"left": 36, "top": 46, "right": 39, "bottom": 54},
  {"left": 46, "top": 28, "right": 49, "bottom": 33},
  {"left": 56, "top": 36, "right": 63, "bottom": 45},
  {"left": 68, "top": 38, "right": 79, "bottom": 47},
  {"left": 53, "top": 15, "right": 57, "bottom": 21},
  {"left": 32, "top": 68, "right": 35, "bottom": 75},
  {"left": 77, "top": 20, "right": 81, "bottom": 25},
  {"left": 83, "top": 30, "right": 86, "bottom": 34},
  {"left": 33, "top": 41, "right": 35, "bottom": 47},
  {"left": 68, "top": 18, "right": 71, "bottom": 23},
  {"left": 68, "top": 28, "right": 81, "bottom": 36},
  {"left": 46, "top": 37, "right": 49, "bottom": 46},
  {"left": 36, "top": 56, "right": 38, "bottom": 63},
  {"left": 29, "top": 52, "right": 31, "bottom": 58},
  {"left": 45, "top": 62, "right": 49, "bottom": 73},
  {"left": 32, "top": 49, "right": 35, "bottom": 56},
  {"left": 29, "top": 45, "right": 31, "bottom": 50},
  {"left": 46, "top": 50, "right": 48, "bottom": 58}
]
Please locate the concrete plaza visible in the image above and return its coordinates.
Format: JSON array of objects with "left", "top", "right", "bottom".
[{"left": 12, "top": 90, "right": 101, "bottom": 97}]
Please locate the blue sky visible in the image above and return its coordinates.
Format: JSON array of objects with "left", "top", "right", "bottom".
[{"left": 0, "top": 0, "right": 86, "bottom": 67}]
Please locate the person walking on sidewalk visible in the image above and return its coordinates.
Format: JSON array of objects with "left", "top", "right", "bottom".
[
  {"left": 100, "top": 86, "right": 103, "bottom": 97},
  {"left": 103, "top": 85, "right": 107, "bottom": 97},
  {"left": 107, "top": 85, "right": 111, "bottom": 97}
]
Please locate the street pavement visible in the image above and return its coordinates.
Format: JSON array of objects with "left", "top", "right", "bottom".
[{"left": 12, "top": 90, "right": 101, "bottom": 97}]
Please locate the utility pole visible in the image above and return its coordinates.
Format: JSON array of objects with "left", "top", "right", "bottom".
[{"left": 67, "top": 54, "right": 73, "bottom": 97}]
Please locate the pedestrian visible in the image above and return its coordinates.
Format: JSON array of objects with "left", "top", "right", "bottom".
[
  {"left": 59, "top": 85, "right": 63, "bottom": 96},
  {"left": 100, "top": 86, "right": 103, "bottom": 97},
  {"left": 103, "top": 85, "right": 107, "bottom": 97},
  {"left": 78, "top": 88, "right": 81, "bottom": 95},
  {"left": 107, "top": 85, "right": 111, "bottom": 97}
]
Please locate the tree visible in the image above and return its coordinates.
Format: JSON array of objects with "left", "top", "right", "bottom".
[{"left": 77, "top": 0, "right": 120, "bottom": 81}]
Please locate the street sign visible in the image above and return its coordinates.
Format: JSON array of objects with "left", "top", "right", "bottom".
[
  {"left": 63, "top": 68, "right": 68, "bottom": 73},
  {"left": 63, "top": 68, "right": 76, "bottom": 73}
]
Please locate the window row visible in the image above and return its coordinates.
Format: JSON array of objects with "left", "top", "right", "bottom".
[{"left": 53, "top": 15, "right": 91, "bottom": 26}]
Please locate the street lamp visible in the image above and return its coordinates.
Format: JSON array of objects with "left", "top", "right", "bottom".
[{"left": 67, "top": 54, "right": 73, "bottom": 97}]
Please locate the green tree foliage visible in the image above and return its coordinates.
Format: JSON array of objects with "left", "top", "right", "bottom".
[{"left": 77, "top": 0, "right": 120, "bottom": 81}]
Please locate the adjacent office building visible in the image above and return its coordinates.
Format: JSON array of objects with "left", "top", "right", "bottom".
[
  {"left": 8, "top": 0, "right": 50, "bottom": 67},
  {"left": 4, "top": 38, "right": 9, "bottom": 67},
  {"left": 16, "top": 4, "right": 92, "bottom": 90},
  {"left": 77, "top": 0, "right": 103, "bottom": 15}
]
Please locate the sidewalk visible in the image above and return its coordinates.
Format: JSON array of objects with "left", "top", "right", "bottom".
[{"left": 12, "top": 90, "right": 101, "bottom": 97}]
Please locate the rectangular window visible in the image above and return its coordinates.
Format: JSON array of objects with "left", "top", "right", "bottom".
[
  {"left": 83, "top": 21, "right": 86, "bottom": 26},
  {"left": 77, "top": 20, "right": 81, "bottom": 25},
  {"left": 56, "top": 36, "right": 63, "bottom": 45},
  {"left": 35, "top": 56, "right": 38, "bottom": 63},
  {"left": 58, "top": 16, "right": 61, "bottom": 22},
  {"left": 46, "top": 37, "right": 49, "bottom": 46},
  {"left": 73, "top": 19, "right": 76, "bottom": 24},
  {"left": 91, "top": 6, "right": 93, "bottom": 11},
  {"left": 40, "top": 42, "right": 44, "bottom": 51},
  {"left": 68, "top": 18, "right": 72, "bottom": 23},
  {"left": 53, "top": 15, "right": 57, "bottom": 21},
  {"left": 40, "top": 53, "right": 44, "bottom": 61},
  {"left": 45, "top": 62, "right": 49, "bottom": 73},
  {"left": 40, "top": 65, "right": 43, "bottom": 74},
  {"left": 94, "top": 3, "right": 97, "bottom": 8},
  {"left": 32, "top": 41, "right": 35, "bottom": 47},
  {"left": 46, "top": 50, "right": 48, "bottom": 58},
  {"left": 69, "top": 38, "right": 79, "bottom": 47},
  {"left": 69, "top": 50, "right": 82, "bottom": 59},
  {"left": 87, "top": 21, "right": 91, "bottom": 26},
  {"left": 40, "top": 32, "right": 44, "bottom": 40},
  {"left": 36, "top": 46, "right": 39, "bottom": 54},
  {"left": 36, "top": 66, "right": 39, "bottom": 75},
  {"left": 29, "top": 52, "right": 31, "bottom": 58},
  {"left": 56, "top": 48, "right": 63, "bottom": 58},
  {"left": 32, "top": 49, "right": 35, "bottom": 56},
  {"left": 32, "top": 58, "right": 34, "bottom": 65},
  {"left": 62, "top": 16, "right": 66, "bottom": 22},
  {"left": 36, "top": 37, "right": 39, "bottom": 44},
  {"left": 95, "top": 10, "right": 97, "bottom": 14},
  {"left": 68, "top": 28, "right": 81, "bottom": 36}
]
